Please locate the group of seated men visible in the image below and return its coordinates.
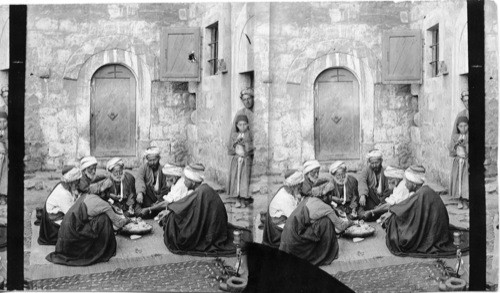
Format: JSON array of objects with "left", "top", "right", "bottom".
[
  {"left": 263, "top": 149, "right": 469, "bottom": 266},
  {"left": 38, "top": 146, "right": 249, "bottom": 266}
]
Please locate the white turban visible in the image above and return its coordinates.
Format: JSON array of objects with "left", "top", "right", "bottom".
[
  {"left": 106, "top": 157, "right": 124, "bottom": 172},
  {"left": 404, "top": 165, "right": 426, "bottom": 185},
  {"left": 162, "top": 163, "right": 183, "bottom": 177},
  {"left": 303, "top": 160, "right": 321, "bottom": 175},
  {"left": 384, "top": 166, "right": 404, "bottom": 179},
  {"left": 329, "top": 161, "right": 346, "bottom": 175},
  {"left": 184, "top": 166, "right": 204, "bottom": 183},
  {"left": 366, "top": 149, "right": 383, "bottom": 160},
  {"left": 284, "top": 170, "right": 304, "bottom": 187},
  {"left": 61, "top": 166, "right": 82, "bottom": 183},
  {"left": 144, "top": 146, "right": 161, "bottom": 158},
  {"left": 80, "top": 156, "right": 97, "bottom": 171}
]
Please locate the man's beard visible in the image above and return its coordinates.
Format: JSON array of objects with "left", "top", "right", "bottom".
[
  {"left": 371, "top": 166, "right": 382, "bottom": 173},
  {"left": 85, "top": 170, "right": 96, "bottom": 181},
  {"left": 150, "top": 162, "right": 160, "bottom": 171},
  {"left": 333, "top": 176, "right": 348, "bottom": 185},
  {"left": 307, "top": 173, "right": 318, "bottom": 184}
]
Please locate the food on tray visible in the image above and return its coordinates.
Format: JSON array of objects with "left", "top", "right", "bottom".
[
  {"left": 344, "top": 223, "right": 375, "bottom": 238},
  {"left": 121, "top": 218, "right": 153, "bottom": 235}
]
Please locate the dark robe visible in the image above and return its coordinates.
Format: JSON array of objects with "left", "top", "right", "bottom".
[
  {"left": 322, "top": 175, "right": 359, "bottom": 214},
  {"left": 244, "top": 243, "right": 354, "bottom": 293},
  {"left": 46, "top": 194, "right": 117, "bottom": 266},
  {"left": 262, "top": 187, "right": 285, "bottom": 249},
  {"left": 37, "top": 183, "right": 63, "bottom": 245},
  {"left": 100, "top": 172, "right": 138, "bottom": 213},
  {"left": 162, "top": 183, "right": 251, "bottom": 256},
  {"left": 77, "top": 172, "right": 107, "bottom": 194},
  {"left": 385, "top": 185, "right": 469, "bottom": 258},
  {"left": 279, "top": 197, "right": 338, "bottom": 266},
  {"left": 135, "top": 163, "right": 170, "bottom": 210},
  {"left": 358, "top": 166, "right": 389, "bottom": 211}
]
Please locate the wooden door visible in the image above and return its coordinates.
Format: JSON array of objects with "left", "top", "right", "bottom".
[
  {"left": 90, "top": 64, "right": 136, "bottom": 157},
  {"left": 314, "top": 68, "right": 360, "bottom": 160},
  {"left": 160, "top": 27, "right": 200, "bottom": 81}
]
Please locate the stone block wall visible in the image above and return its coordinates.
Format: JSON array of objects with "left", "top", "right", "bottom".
[
  {"left": 25, "top": 4, "right": 193, "bottom": 170},
  {"left": 186, "top": 3, "right": 233, "bottom": 185},
  {"left": 266, "top": 2, "right": 416, "bottom": 173}
]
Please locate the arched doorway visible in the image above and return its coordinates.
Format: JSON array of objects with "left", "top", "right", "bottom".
[
  {"left": 90, "top": 64, "right": 136, "bottom": 157},
  {"left": 314, "top": 68, "right": 360, "bottom": 161}
]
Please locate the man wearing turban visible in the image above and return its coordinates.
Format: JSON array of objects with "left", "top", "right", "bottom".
[
  {"left": 321, "top": 161, "right": 360, "bottom": 220},
  {"left": 145, "top": 162, "right": 188, "bottom": 218},
  {"left": 96, "top": 158, "right": 138, "bottom": 216},
  {"left": 77, "top": 156, "right": 108, "bottom": 194},
  {"left": 301, "top": 160, "right": 327, "bottom": 198},
  {"left": 358, "top": 149, "right": 389, "bottom": 220},
  {"left": 38, "top": 165, "right": 82, "bottom": 245},
  {"left": 361, "top": 166, "right": 410, "bottom": 220},
  {"left": 382, "top": 165, "right": 469, "bottom": 257},
  {"left": 162, "top": 163, "right": 251, "bottom": 256},
  {"left": 279, "top": 168, "right": 356, "bottom": 266},
  {"left": 263, "top": 169, "right": 304, "bottom": 248},
  {"left": 135, "top": 146, "right": 170, "bottom": 218}
]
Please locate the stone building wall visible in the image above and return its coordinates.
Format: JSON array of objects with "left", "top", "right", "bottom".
[
  {"left": 24, "top": 4, "right": 194, "bottom": 170},
  {"left": 266, "top": 2, "right": 416, "bottom": 174}
]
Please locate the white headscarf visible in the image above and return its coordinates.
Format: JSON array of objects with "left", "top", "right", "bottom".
[
  {"left": 106, "top": 157, "right": 124, "bottom": 172},
  {"left": 366, "top": 149, "right": 383, "bottom": 160},
  {"left": 162, "top": 163, "right": 183, "bottom": 177},
  {"left": 184, "top": 166, "right": 204, "bottom": 183},
  {"left": 80, "top": 156, "right": 97, "bottom": 171},
  {"left": 303, "top": 160, "right": 321, "bottom": 175},
  {"left": 404, "top": 165, "right": 426, "bottom": 184},
  {"left": 144, "top": 146, "right": 161, "bottom": 158},
  {"left": 284, "top": 170, "right": 304, "bottom": 187},
  {"left": 329, "top": 161, "right": 346, "bottom": 175},
  {"left": 384, "top": 166, "right": 404, "bottom": 179},
  {"left": 61, "top": 167, "right": 82, "bottom": 183}
]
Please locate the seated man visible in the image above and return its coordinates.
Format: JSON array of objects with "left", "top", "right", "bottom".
[
  {"left": 99, "top": 158, "right": 137, "bottom": 216},
  {"left": 321, "top": 161, "right": 359, "bottom": 219},
  {"left": 147, "top": 162, "right": 187, "bottom": 216},
  {"left": 135, "top": 146, "right": 170, "bottom": 218},
  {"left": 77, "top": 156, "right": 107, "bottom": 194},
  {"left": 0, "top": 141, "right": 7, "bottom": 205},
  {"left": 162, "top": 164, "right": 249, "bottom": 256},
  {"left": 279, "top": 189, "right": 355, "bottom": 266},
  {"left": 382, "top": 165, "right": 469, "bottom": 257},
  {"left": 46, "top": 192, "right": 130, "bottom": 266},
  {"left": 38, "top": 166, "right": 81, "bottom": 245},
  {"left": 262, "top": 169, "right": 303, "bottom": 249},
  {"left": 301, "top": 160, "right": 324, "bottom": 197},
  {"left": 362, "top": 166, "right": 410, "bottom": 220},
  {"left": 358, "top": 149, "right": 389, "bottom": 221}
]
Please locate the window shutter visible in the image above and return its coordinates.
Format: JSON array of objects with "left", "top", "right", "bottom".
[
  {"left": 160, "top": 27, "right": 200, "bottom": 81},
  {"left": 382, "top": 30, "right": 422, "bottom": 84}
]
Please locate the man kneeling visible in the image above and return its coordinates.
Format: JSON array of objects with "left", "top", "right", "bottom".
[
  {"left": 46, "top": 193, "right": 130, "bottom": 266},
  {"left": 279, "top": 190, "right": 356, "bottom": 266},
  {"left": 162, "top": 164, "right": 249, "bottom": 256}
]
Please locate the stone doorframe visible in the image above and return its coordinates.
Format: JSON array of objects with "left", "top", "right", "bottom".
[
  {"left": 286, "top": 46, "right": 380, "bottom": 164},
  {"left": 74, "top": 49, "right": 152, "bottom": 159}
]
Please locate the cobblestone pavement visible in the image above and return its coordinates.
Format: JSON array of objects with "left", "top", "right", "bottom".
[
  {"left": 333, "top": 261, "right": 446, "bottom": 292},
  {"left": 29, "top": 260, "right": 228, "bottom": 292}
]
